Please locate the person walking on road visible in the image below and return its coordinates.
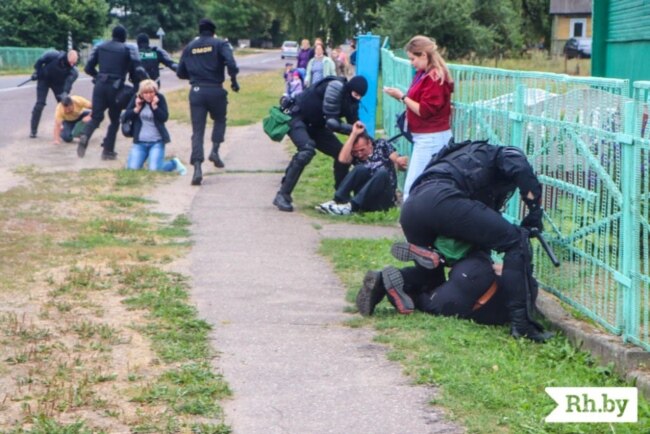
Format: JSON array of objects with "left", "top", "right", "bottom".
[
  {"left": 136, "top": 33, "right": 178, "bottom": 89},
  {"left": 176, "top": 18, "right": 240, "bottom": 186},
  {"left": 78, "top": 25, "right": 145, "bottom": 160},
  {"left": 29, "top": 49, "right": 79, "bottom": 138}
]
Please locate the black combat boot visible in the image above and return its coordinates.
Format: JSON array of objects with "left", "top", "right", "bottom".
[
  {"left": 191, "top": 163, "right": 203, "bottom": 186},
  {"left": 77, "top": 134, "right": 88, "bottom": 158},
  {"left": 356, "top": 270, "right": 386, "bottom": 316},
  {"left": 273, "top": 192, "right": 293, "bottom": 212},
  {"left": 208, "top": 143, "right": 225, "bottom": 168},
  {"left": 30, "top": 110, "right": 41, "bottom": 138},
  {"left": 273, "top": 159, "right": 306, "bottom": 212},
  {"left": 510, "top": 308, "right": 553, "bottom": 343}
]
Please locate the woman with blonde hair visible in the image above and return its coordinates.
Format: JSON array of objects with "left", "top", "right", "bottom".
[
  {"left": 384, "top": 35, "right": 453, "bottom": 202},
  {"left": 122, "top": 79, "right": 186, "bottom": 174}
]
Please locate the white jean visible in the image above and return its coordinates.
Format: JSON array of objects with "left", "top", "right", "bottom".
[{"left": 402, "top": 129, "right": 452, "bottom": 202}]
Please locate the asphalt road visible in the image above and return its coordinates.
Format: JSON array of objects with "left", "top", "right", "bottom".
[{"left": 0, "top": 49, "right": 286, "bottom": 147}]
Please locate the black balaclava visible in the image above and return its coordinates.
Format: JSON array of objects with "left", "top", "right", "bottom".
[
  {"left": 198, "top": 18, "right": 216, "bottom": 36},
  {"left": 136, "top": 33, "right": 149, "bottom": 49},
  {"left": 112, "top": 25, "right": 127, "bottom": 43}
]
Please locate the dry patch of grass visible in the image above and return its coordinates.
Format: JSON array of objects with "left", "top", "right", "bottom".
[{"left": 0, "top": 169, "right": 229, "bottom": 433}]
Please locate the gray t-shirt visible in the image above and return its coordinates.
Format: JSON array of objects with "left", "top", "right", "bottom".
[
  {"left": 310, "top": 59, "right": 324, "bottom": 86},
  {"left": 138, "top": 104, "right": 162, "bottom": 142}
]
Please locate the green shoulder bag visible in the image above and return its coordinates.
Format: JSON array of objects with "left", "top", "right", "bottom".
[{"left": 263, "top": 106, "right": 292, "bottom": 142}]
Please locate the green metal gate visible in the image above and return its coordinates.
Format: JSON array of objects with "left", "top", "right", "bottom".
[
  {"left": 381, "top": 44, "right": 650, "bottom": 351},
  {"left": 0, "top": 47, "right": 49, "bottom": 70}
]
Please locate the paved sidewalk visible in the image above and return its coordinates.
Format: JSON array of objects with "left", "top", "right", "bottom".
[{"left": 187, "top": 123, "right": 463, "bottom": 433}]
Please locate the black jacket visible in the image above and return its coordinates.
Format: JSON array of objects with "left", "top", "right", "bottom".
[
  {"left": 176, "top": 33, "right": 238, "bottom": 86},
  {"left": 139, "top": 45, "right": 177, "bottom": 81},
  {"left": 33, "top": 50, "right": 78, "bottom": 92},
  {"left": 293, "top": 77, "right": 359, "bottom": 133},
  {"left": 122, "top": 92, "right": 171, "bottom": 144},
  {"left": 85, "top": 39, "right": 142, "bottom": 84},
  {"left": 413, "top": 140, "right": 542, "bottom": 211}
]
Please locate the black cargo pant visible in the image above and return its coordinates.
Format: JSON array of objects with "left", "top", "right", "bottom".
[
  {"left": 83, "top": 80, "right": 122, "bottom": 153},
  {"left": 400, "top": 251, "right": 510, "bottom": 325},
  {"left": 31, "top": 79, "right": 65, "bottom": 134},
  {"left": 279, "top": 116, "right": 349, "bottom": 196},
  {"left": 400, "top": 180, "right": 533, "bottom": 314},
  {"left": 189, "top": 85, "right": 227, "bottom": 164}
]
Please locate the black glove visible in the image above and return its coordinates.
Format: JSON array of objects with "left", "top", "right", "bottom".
[
  {"left": 521, "top": 207, "right": 544, "bottom": 232},
  {"left": 31, "top": 72, "right": 38, "bottom": 81},
  {"left": 231, "top": 79, "right": 240, "bottom": 92}
]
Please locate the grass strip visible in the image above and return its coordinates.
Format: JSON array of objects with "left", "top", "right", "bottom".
[
  {"left": 167, "top": 69, "right": 285, "bottom": 126},
  {"left": 320, "top": 238, "right": 650, "bottom": 433},
  {"left": 0, "top": 168, "right": 230, "bottom": 433}
]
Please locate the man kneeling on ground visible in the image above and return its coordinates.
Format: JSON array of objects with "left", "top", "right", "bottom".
[
  {"left": 318, "top": 121, "right": 408, "bottom": 215},
  {"left": 53, "top": 95, "right": 92, "bottom": 145}
]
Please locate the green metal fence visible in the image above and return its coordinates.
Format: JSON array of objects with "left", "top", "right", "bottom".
[
  {"left": 381, "top": 45, "right": 650, "bottom": 351},
  {"left": 0, "top": 47, "right": 49, "bottom": 70}
]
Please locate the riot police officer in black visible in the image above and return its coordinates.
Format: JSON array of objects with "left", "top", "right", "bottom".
[
  {"left": 393, "top": 139, "right": 552, "bottom": 342},
  {"left": 30, "top": 50, "right": 79, "bottom": 138},
  {"left": 176, "top": 18, "right": 240, "bottom": 186},
  {"left": 78, "top": 25, "right": 144, "bottom": 160},
  {"left": 136, "top": 33, "right": 178, "bottom": 88},
  {"left": 273, "top": 75, "right": 368, "bottom": 212}
]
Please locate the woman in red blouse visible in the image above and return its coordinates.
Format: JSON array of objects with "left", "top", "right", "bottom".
[{"left": 384, "top": 35, "right": 453, "bottom": 202}]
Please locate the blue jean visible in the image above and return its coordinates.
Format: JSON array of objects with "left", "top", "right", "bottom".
[
  {"left": 126, "top": 141, "right": 176, "bottom": 172},
  {"left": 402, "top": 129, "right": 452, "bottom": 202}
]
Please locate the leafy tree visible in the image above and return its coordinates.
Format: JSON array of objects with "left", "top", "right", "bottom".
[
  {"left": 375, "top": 0, "right": 527, "bottom": 60},
  {"left": 204, "top": 0, "right": 273, "bottom": 44},
  {"left": 108, "top": 0, "right": 203, "bottom": 50},
  {"left": 375, "top": 0, "right": 484, "bottom": 59},
  {"left": 252, "top": 0, "right": 388, "bottom": 46},
  {"left": 521, "top": 0, "right": 551, "bottom": 49},
  {"left": 0, "top": 0, "right": 107, "bottom": 48}
]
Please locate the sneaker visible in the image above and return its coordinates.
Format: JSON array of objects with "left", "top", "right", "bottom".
[
  {"left": 101, "top": 151, "right": 118, "bottom": 161},
  {"left": 29, "top": 132, "right": 37, "bottom": 138},
  {"left": 77, "top": 134, "right": 88, "bottom": 158},
  {"left": 325, "top": 202, "right": 352, "bottom": 216},
  {"left": 381, "top": 266, "right": 414, "bottom": 314},
  {"left": 173, "top": 158, "right": 187, "bottom": 176},
  {"left": 391, "top": 242, "right": 442, "bottom": 269},
  {"left": 316, "top": 200, "right": 336, "bottom": 213},
  {"left": 356, "top": 270, "right": 386, "bottom": 316}
]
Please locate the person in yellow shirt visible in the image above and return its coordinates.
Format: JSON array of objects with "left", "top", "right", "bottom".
[{"left": 53, "top": 95, "right": 92, "bottom": 145}]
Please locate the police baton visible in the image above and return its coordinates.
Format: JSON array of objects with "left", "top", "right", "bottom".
[
  {"left": 528, "top": 227, "right": 560, "bottom": 267},
  {"left": 17, "top": 77, "right": 33, "bottom": 87}
]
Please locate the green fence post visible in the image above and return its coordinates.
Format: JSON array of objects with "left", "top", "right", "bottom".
[
  {"left": 620, "top": 101, "right": 639, "bottom": 341},
  {"left": 508, "top": 83, "right": 526, "bottom": 219}
]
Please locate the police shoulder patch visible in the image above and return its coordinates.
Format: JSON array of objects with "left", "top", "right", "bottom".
[{"left": 191, "top": 46, "right": 213, "bottom": 55}]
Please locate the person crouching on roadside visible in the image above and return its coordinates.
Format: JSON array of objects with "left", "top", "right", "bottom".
[{"left": 122, "top": 79, "right": 186, "bottom": 174}]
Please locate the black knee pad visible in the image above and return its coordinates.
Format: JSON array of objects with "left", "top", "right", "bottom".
[{"left": 295, "top": 146, "right": 316, "bottom": 166}]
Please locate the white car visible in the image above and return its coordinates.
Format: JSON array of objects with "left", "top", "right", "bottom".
[{"left": 281, "top": 41, "right": 298, "bottom": 59}]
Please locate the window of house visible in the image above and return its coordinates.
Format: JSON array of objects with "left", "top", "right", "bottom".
[{"left": 570, "top": 18, "right": 587, "bottom": 38}]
